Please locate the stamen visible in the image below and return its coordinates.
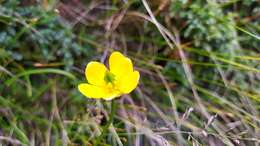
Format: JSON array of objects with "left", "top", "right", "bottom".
[{"left": 104, "top": 71, "right": 116, "bottom": 83}]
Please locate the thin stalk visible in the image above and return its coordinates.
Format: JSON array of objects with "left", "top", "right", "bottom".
[{"left": 95, "top": 100, "right": 117, "bottom": 145}]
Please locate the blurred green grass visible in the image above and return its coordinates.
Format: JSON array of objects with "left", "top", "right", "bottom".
[{"left": 0, "top": 0, "right": 259, "bottom": 145}]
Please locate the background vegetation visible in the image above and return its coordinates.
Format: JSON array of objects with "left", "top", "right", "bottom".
[{"left": 0, "top": 0, "right": 259, "bottom": 145}]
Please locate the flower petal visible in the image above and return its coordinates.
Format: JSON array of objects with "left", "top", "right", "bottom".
[
  {"left": 85, "top": 61, "right": 107, "bottom": 86},
  {"left": 78, "top": 83, "right": 122, "bottom": 100},
  {"left": 102, "top": 93, "right": 121, "bottom": 100},
  {"left": 109, "top": 51, "right": 133, "bottom": 79},
  {"left": 78, "top": 83, "right": 107, "bottom": 98},
  {"left": 117, "top": 71, "right": 140, "bottom": 94}
]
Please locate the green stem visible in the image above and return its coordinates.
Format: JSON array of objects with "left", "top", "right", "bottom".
[
  {"left": 95, "top": 100, "right": 117, "bottom": 145},
  {"left": 108, "top": 100, "right": 116, "bottom": 126}
]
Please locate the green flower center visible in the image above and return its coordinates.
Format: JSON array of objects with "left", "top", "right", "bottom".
[{"left": 104, "top": 71, "right": 116, "bottom": 84}]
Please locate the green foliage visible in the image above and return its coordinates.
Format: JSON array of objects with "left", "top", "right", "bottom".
[
  {"left": 0, "top": 0, "right": 259, "bottom": 145},
  {"left": 170, "top": 0, "right": 240, "bottom": 54},
  {"left": 0, "top": 1, "right": 87, "bottom": 68}
]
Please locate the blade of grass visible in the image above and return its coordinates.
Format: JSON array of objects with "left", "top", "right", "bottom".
[
  {"left": 6, "top": 68, "right": 76, "bottom": 86},
  {"left": 235, "top": 25, "right": 260, "bottom": 40}
]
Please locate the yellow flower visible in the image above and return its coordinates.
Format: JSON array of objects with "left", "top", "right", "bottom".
[{"left": 78, "top": 51, "right": 140, "bottom": 100}]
